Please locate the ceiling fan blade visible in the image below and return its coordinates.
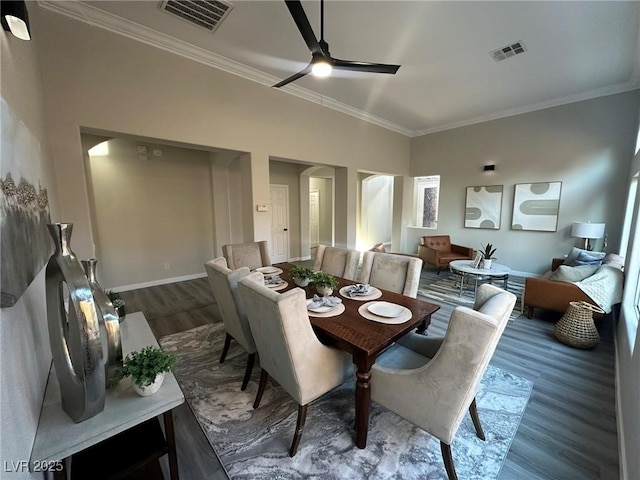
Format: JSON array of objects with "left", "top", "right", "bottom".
[
  {"left": 273, "top": 63, "right": 312, "bottom": 88},
  {"left": 285, "top": 0, "right": 323, "bottom": 56},
  {"left": 332, "top": 58, "right": 401, "bottom": 75}
]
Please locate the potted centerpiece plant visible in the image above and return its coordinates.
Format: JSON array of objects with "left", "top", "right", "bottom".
[
  {"left": 480, "top": 243, "right": 497, "bottom": 270},
  {"left": 123, "top": 346, "right": 176, "bottom": 396},
  {"left": 290, "top": 265, "right": 314, "bottom": 287},
  {"left": 106, "top": 290, "right": 126, "bottom": 322},
  {"left": 312, "top": 271, "right": 339, "bottom": 296}
]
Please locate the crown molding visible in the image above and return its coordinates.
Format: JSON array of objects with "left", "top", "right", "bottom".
[
  {"left": 36, "top": 1, "right": 418, "bottom": 138},
  {"left": 415, "top": 80, "right": 640, "bottom": 136}
]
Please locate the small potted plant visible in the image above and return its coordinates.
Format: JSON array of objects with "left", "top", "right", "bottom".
[
  {"left": 312, "top": 271, "right": 339, "bottom": 296},
  {"left": 290, "top": 265, "right": 314, "bottom": 287},
  {"left": 123, "top": 346, "right": 176, "bottom": 396},
  {"left": 480, "top": 243, "right": 497, "bottom": 270},
  {"left": 106, "top": 290, "right": 126, "bottom": 322}
]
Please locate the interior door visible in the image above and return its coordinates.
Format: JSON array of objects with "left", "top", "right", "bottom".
[
  {"left": 269, "top": 184, "right": 289, "bottom": 263},
  {"left": 309, "top": 189, "right": 320, "bottom": 249}
]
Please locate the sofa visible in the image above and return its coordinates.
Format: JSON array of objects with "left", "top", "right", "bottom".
[
  {"left": 523, "top": 250, "right": 624, "bottom": 319},
  {"left": 417, "top": 235, "right": 474, "bottom": 273}
]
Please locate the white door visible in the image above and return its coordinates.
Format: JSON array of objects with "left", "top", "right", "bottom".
[
  {"left": 269, "top": 184, "right": 289, "bottom": 263},
  {"left": 310, "top": 189, "right": 320, "bottom": 248}
]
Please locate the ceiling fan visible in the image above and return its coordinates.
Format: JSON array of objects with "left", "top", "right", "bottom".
[{"left": 273, "top": 0, "right": 401, "bottom": 88}]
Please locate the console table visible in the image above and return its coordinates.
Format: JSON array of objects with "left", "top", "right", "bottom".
[{"left": 30, "top": 312, "right": 184, "bottom": 479}]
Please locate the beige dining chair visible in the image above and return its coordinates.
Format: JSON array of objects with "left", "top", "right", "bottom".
[
  {"left": 357, "top": 250, "right": 423, "bottom": 298},
  {"left": 237, "top": 276, "right": 354, "bottom": 457},
  {"left": 312, "top": 244, "right": 361, "bottom": 281},
  {"left": 204, "top": 257, "right": 257, "bottom": 391},
  {"left": 222, "top": 241, "right": 271, "bottom": 271},
  {"left": 370, "top": 284, "right": 516, "bottom": 480}
]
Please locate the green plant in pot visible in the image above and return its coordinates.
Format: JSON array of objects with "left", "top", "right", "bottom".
[
  {"left": 290, "top": 265, "right": 314, "bottom": 287},
  {"left": 312, "top": 271, "right": 339, "bottom": 296},
  {"left": 106, "top": 290, "right": 126, "bottom": 322},
  {"left": 480, "top": 243, "right": 497, "bottom": 270},
  {"left": 123, "top": 346, "right": 176, "bottom": 396}
]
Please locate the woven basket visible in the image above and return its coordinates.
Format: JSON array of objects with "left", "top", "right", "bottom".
[{"left": 554, "top": 301, "right": 604, "bottom": 349}]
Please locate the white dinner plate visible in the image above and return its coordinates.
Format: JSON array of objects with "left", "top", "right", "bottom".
[
  {"left": 256, "top": 266, "right": 283, "bottom": 276},
  {"left": 367, "top": 301, "right": 405, "bottom": 318}
]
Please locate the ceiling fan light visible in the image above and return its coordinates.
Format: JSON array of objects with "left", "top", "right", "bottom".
[{"left": 312, "top": 61, "right": 332, "bottom": 78}]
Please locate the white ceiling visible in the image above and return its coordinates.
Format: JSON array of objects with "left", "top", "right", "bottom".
[{"left": 38, "top": 1, "right": 640, "bottom": 137}]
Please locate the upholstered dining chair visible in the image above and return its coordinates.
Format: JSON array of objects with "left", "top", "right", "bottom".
[
  {"left": 312, "top": 244, "right": 361, "bottom": 281},
  {"left": 204, "top": 257, "right": 257, "bottom": 391},
  {"left": 222, "top": 241, "right": 271, "bottom": 271},
  {"left": 237, "top": 276, "right": 354, "bottom": 457},
  {"left": 370, "top": 284, "right": 517, "bottom": 480},
  {"left": 357, "top": 251, "right": 423, "bottom": 298}
]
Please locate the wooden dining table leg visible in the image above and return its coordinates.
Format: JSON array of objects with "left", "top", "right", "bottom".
[{"left": 354, "top": 359, "right": 373, "bottom": 449}]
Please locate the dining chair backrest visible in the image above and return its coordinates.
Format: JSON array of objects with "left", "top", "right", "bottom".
[
  {"left": 357, "top": 251, "right": 423, "bottom": 298},
  {"left": 222, "top": 241, "right": 271, "bottom": 271},
  {"left": 371, "top": 284, "right": 516, "bottom": 479},
  {"left": 312, "top": 245, "right": 361, "bottom": 281},
  {"left": 204, "top": 257, "right": 256, "bottom": 354},
  {"left": 237, "top": 278, "right": 352, "bottom": 406}
]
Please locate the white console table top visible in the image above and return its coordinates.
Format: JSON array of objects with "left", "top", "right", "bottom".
[{"left": 30, "top": 312, "right": 184, "bottom": 465}]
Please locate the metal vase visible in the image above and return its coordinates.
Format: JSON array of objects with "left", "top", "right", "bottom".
[
  {"left": 45, "top": 223, "right": 105, "bottom": 423},
  {"left": 82, "top": 258, "right": 123, "bottom": 388}
]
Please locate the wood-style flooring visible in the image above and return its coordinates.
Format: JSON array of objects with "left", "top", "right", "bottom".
[{"left": 119, "top": 267, "right": 619, "bottom": 480}]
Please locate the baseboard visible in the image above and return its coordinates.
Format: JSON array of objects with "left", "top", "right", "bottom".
[{"left": 111, "top": 272, "right": 207, "bottom": 292}]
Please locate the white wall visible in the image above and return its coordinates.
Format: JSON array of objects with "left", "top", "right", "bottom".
[
  {"left": 408, "top": 91, "right": 639, "bottom": 274},
  {"left": 86, "top": 137, "right": 215, "bottom": 288},
  {"left": 0, "top": 28, "right": 59, "bottom": 480},
  {"left": 616, "top": 111, "right": 640, "bottom": 480}
]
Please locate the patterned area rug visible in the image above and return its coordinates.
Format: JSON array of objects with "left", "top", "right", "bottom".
[
  {"left": 418, "top": 272, "right": 525, "bottom": 321},
  {"left": 159, "top": 323, "right": 533, "bottom": 479}
]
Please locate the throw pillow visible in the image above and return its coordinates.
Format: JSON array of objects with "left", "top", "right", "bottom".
[
  {"left": 602, "top": 253, "right": 624, "bottom": 270},
  {"left": 573, "top": 250, "right": 605, "bottom": 266},
  {"left": 564, "top": 247, "right": 605, "bottom": 266},
  {"left": 549, "top": 265, "right": 599, "bottom": 283}
]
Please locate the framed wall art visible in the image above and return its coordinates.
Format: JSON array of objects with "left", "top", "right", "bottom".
[
  {"left": 464, "top": 185, "right": 503, "bottom": 229},
  {"left": 511, "top": 181, "right": 562, "bottom": 232}
]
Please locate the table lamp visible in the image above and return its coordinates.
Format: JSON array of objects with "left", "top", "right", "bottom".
[{"left": 571, "top": 222, "right": 605, "bottom": 251}]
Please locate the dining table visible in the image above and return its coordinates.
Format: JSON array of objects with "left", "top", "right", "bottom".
[{"left": 274, "top": 263, "right": 440, "bottom": 449}]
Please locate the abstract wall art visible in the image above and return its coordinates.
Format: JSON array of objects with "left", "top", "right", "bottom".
[
  {"left": 1, "top": 98, "right": 52, "bottom": 308},
  {"left": 511, "top": 181, "right": 562, "bottom": 232},
  {"left": 464, "top": 185, "right": 503, "bottom": 229}
]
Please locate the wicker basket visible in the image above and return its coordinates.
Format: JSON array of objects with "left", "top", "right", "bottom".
[{"left": 554, "top": 301, "right": 604, "bottom": 349}]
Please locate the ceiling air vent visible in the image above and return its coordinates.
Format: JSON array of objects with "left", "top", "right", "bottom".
[
  {"left": 160, "top": 0, "right": 234, "bottom": 33},
  {"left": 490, "top": 41, "right": 526, "bottom": 62}
]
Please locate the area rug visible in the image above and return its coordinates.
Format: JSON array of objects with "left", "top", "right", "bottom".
[
  {"left": 418, "top": 273, "right": 525, "bottom": 321},
  {"left": 159, "top": 323, "right": 533, "bottom": 479}
]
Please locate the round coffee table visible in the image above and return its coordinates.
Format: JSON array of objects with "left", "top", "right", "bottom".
[{"left": 449, "top": 260, "right": 510, "bottom": 296}]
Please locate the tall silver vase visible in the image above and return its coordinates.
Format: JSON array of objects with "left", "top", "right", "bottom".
[
  {"left": 45, "top": 223, "right": 105, "bottom": 423},
  {"left": 82, "top": 258, "right": 123, "bottom": 387}
]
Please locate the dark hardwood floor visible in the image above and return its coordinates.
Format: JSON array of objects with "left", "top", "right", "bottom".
[{"left": 120, "top": 267, "right": 619, "bottom": 480}]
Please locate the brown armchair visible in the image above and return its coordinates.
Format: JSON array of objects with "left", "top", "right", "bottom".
[{"left": 417, "top": 235, "right": 474, "bottom": 273}]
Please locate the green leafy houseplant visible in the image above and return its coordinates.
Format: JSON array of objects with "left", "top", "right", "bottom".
[
  {"left": 105, "top": 289, "right": 125, "bottom": 308},
  {"left": 311, "top": 271, "right": 339, "bottom": 289},
  {"left": 290, "top": 265, "right": 314, "bottom": 280},
  {"left": 123, "top": 346, "right": 176, "bottom": 388},
  {"left": 480, "top": 243, "right": 497, "bottom": 259}
]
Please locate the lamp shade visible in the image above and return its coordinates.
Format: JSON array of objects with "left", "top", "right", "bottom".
[{"left": 571, "top": 222, "right": 605, "bottom": 239}]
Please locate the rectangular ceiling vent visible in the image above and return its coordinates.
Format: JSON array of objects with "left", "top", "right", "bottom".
[
  {"left": 160, "top": 0, "right": 234, "bottom": 33},
  {"left": 490, "top": 41, "right": 526, "bottom": 62}
]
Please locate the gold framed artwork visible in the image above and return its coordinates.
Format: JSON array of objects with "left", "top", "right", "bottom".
[
  {"left": 511, "top": 181, "right": 562, "bottom": 232},
  {"left": 464, "top": 185, "right": 503, "bottom": 230}
]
